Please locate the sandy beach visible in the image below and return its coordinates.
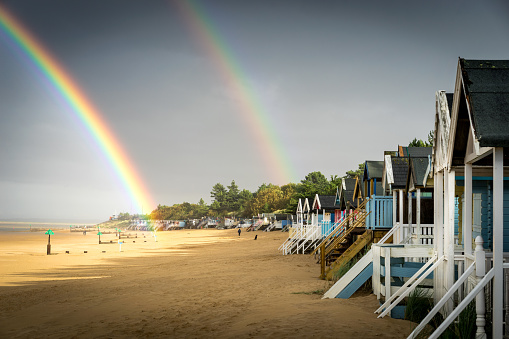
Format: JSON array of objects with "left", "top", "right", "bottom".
[{"left": 0, "top": 228, "right": 414, "bottom": 338}]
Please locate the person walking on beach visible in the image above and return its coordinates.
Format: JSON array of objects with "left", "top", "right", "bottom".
[{"left": 238, "top": 228, "right": 241, "bottom": 237}]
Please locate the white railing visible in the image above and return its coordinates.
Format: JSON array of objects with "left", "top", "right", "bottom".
[
  {"left": 298, "top": 226, "right": 321, "bottom": 253},
  {"left": 410, "top": 224, "right": 434, "bottom": 245},
  {"left": 392, "top": 223, "right": 434, "bottom": 245},
  {"left": 294, "top": 225, "right": 321, "bottom": 254},
  {"left": 408, "top": 236, "right": 490, "bottom": 338},
  {"left": 376, "top": 254, "right": 443, "bottom": 318},
  {"left": 279, "top": 222, "right": 324, "bottom": 255},
  {"left": 377, "top": 222, "right": 401, "bottom": 245},
  {"left": 284, "top": 226, "right": 304, "bottom": 255},
  {"left": 278, "top": 225, "right": 301, "bottom": 254},
  {"left": 372, "top": 243, "right": 435, "bottom": 308}
]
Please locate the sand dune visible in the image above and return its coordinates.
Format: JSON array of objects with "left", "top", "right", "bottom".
[{"left": 0, "top": 229, "right": 414, "bottom": 338}]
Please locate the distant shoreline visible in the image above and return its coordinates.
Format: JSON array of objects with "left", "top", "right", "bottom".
[{"left": 0, "top": 221, "right": 98, "bottom": 226}]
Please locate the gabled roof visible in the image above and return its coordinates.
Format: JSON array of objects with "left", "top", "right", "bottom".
[
  {"left": 344, "top": 178, "right": 356, "bottom": 191},
  {"left": 399, "top": 147, "right": 432, "bottom": 158},
  {"left": 391, "top": 156, "right": 410, "bottom": 189},
  {"left": 364, "top": 161, "right": 384, "bottom": 180},
  {"left": 312, "top": 194, "right": 336, "bottom": 210},
  {"left": 433, "top": 91, "right": 452, "bottom": 172},
  {"left": 341, "top": 178, "right": 357, "bottom": 209},
  {"left": 334, "top": 187, "right": 341, "bottom": 206},
  {"left": 407, "top": 157, "right": 430, "bottom": 191},
  {"left": 302, "top": 198, "right": 311, "bottom": 213},
  {"left": 448, "top": 58, "right": 509, "bottom": 168},
  {"left": 320, "top": 195, "right": 336, "bottom": 209},
  {"left": 460, "top": 59, "right": 509, "bottom": 147},
  {"left": 296, "top": 199, "right": 303, "bottom": 214},
  {"left": 353, "top": 176, "right": 363, "bottom": 201}
]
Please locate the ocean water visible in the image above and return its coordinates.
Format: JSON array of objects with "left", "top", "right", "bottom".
[{"left": 0, "top": 222, "right": 95, "bottom": 233}]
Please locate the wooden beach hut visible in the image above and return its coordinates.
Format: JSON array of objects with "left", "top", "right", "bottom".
[
  {"left": 381, "top": 59, "right": 509, "bottom": 337},
  {"left": 415, "top": 59, "right": 509, "bottom": 338},
  {"left": 363, "top": 160, "right": 384, "bottom": 198},
  {"left": 311, "top": 194, "right": 337, "bottom": 237}
]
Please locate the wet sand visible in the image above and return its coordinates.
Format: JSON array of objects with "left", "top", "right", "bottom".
[{"left": 0, "top": 229, "right": 414, "bottom": 338}]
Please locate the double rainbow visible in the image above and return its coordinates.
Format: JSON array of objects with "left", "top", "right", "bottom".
[
  {"left": 174, "top": 0, "right": 297, "bottom": 185},
  {"left": 0, "top": 5, "right": 155, "bottom": 215}
]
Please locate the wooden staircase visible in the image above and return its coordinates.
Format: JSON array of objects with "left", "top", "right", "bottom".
[
  {"left": 310, "top": 201, "right": 371, "bottom": 278},
  {"left": 324, "top": 229, "right": 388, "bottom": 280},
  {"left": 311, "top": 199, "right": 368, "bottom": 257}
]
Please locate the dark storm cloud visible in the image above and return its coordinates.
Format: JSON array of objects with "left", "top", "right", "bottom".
[{"left": 1, "top": 0, "right": 509, "bottom": 221}]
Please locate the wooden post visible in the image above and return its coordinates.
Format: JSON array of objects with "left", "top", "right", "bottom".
[
  {"left": 445, "top": 170, "right": 456, "bottom": 313},
  {"left": 464, "top": 162, "right": 473, "bottom": 255},
  {"left": 475, "top": 236, "right": 486, "bottom": 338},
  {"left": 416, "top": 188, "right": 421, "bottom": 241},
  {"left": 366, "top": 198, "right": 371, "bottom": 229},
  {"left": 392, "top": 190, "right": 397, "bottom": 228},
  {"left": 385, "top": 247, "right": 391, "bottom": 308},
  {"left": 47, "top": 233, "right": 51, "bottom": 255},
  {"left": 434, "top": 170, "right": 444, "bottom": 303},
  {"left": 492, "top": 147, "right": 504, "bottom": 338},
  {"left": 399, "top": 190, "right": 404, "bottom": 243},
  {"left": 320, "top": 243, "right": 325, "bottom": 279},
  {"left": 373, "top": 245, "right": 381, "bottom": 299},
  {"left": 408, "top": 191, "right": 413, "bottom": 239}
]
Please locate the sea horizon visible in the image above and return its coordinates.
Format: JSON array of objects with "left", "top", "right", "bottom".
[{"left": 0, "top": 220, "right": 101, "bottom": 232}]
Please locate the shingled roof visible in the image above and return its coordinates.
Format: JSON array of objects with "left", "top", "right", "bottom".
[
  {"left": 391, "top": 156, "right": 409, "bottom": 189},
  {"left": 364, "top": 161, "right": 384, "bottom": 180},
  {"left": 461, "top": 59, "right": 509, "bottom": 147},
  {"left": 407, "top": 157, "right": 430, "bottom": 190},
  {"left": 400, "top": 147, "right": 432, "bottom": 158},
  {"left": 313, "top": 195, "right": 336, "bottom": 210},
  {"left": 341, "top": 178, "right": 357, "bottom": 209}
]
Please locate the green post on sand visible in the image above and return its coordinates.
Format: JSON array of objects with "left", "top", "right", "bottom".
[
  {"left": 45, "top": 229, "right": 54, "bottom": 255},
  {"left": 97, "top": 231, "right": 102, "bottom": 244}
]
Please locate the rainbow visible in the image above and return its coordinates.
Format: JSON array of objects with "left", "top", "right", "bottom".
[
  {"left": 174, "top": 0, "right": 297, "bottom": 185},
  {"left": 0, "top": 5, "right": 155, "bottom": 215}
]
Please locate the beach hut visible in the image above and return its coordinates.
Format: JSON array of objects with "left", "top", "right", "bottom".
[
  {"left": 311, "top": 194, "right": 336, "bottom": 237},
  {"left": 339, "top": 178, "right": 357, "bottom": 211},
  {"left": 383, "top": 59, "right": 509, "bottom": 337},
  {"left": 417, "top": 59, "right": 509, "bottom": 338},
  {"left": 333, "top": 187, "right": 343, "bottom": 223},
  {"left": 352, "top": 176, "right": 364, "bottom": 208},
  {"left": 405, "top": 156, "right": 434, "bottom": 244},
  {"left": 363, "top": 160, "right": 384, "bottom": 198}
]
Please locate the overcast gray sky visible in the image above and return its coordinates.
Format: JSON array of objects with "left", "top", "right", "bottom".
[{"left": 1, "top": 0, "right": 508, "bottom": 223}]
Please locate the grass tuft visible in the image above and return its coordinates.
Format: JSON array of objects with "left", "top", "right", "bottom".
[{"left": 291, "top": 289, "right": 324, "bottom": 295}]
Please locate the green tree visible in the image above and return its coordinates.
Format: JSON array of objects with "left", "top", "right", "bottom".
[
  {"left": 427, "top": 130, "right": 434, "bottom": 146},
  {"left": 409, "top": 131, "right": 433, "bottom": 147},
  {"left": 327, "top": 175, "right": 342, "bottom": 195},
  {"left": 297, "top": 171, "right": 330, "bottom": 198},
  {"left": 346, "top": 163, "right": 364, "bottom": 179},
  {"left": 195, "top": 198, "right": 209, "bottom": 218},
  {"left": 280, "top": 183, "right": 298, "bottom": 213},
  {"left": 238, "top": 189, "right": 253, "bottom": 217},
  {"left": 209, "top": 200, "right": 222, "bottom": 217},
  {"left": 210, "top": 183, "right": 227, "bottom": 215},
  {"left": 408, "top": 138, "right": 427, "bottom": 147},
  {"left": 244, "top": 184, "right": 287, "bottom": 216},
  {"left": 226, "top": 180, "right": 240, "bottom": 212}
]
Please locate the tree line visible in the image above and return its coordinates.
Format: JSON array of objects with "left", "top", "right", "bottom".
[
  {"left": 143, "top": 134, "right": 432, "bottom": 221},
  {"left": 148, "top": 171, "right": 343, "bottom": 220}
]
